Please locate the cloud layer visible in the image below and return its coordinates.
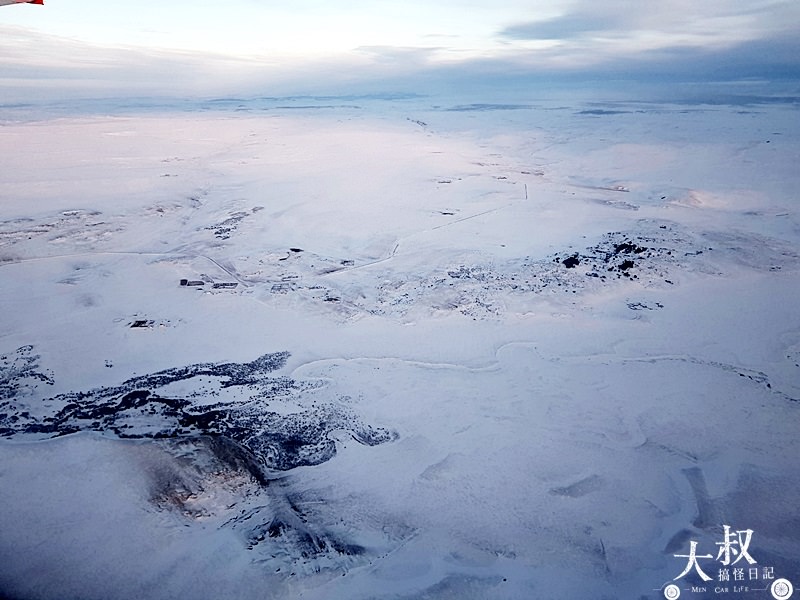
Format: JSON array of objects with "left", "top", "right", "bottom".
[{"left": 1, "top": 0, "right": 799, "bottom": 102}]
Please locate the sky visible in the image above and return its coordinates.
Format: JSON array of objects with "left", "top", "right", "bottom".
[{"left": 1, "top": 0, "right": 800, "bottom": 102}]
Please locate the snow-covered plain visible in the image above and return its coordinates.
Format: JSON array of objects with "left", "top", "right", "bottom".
[{"left": 1, "top": 94, "right": 799, "bottom": 599}]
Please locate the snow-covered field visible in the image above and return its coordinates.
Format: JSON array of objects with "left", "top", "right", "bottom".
[{"left": 1, "top": 95, "right": 799, "bottom": 599}]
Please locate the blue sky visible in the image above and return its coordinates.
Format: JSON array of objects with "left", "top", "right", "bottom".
[{"left": 1, "top": 0, "right": 799, "bottom": 101}]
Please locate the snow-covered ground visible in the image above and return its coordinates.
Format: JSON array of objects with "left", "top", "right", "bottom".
[{"left": 1, "top": 95, "right": 799, "bottom": 599}]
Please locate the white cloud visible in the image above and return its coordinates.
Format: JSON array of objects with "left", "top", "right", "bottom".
[
  {"left": 1, "top": 1, "right": 798, "bottom": 102},
  {"left": 498, "top": 0, "right": 800, "bottom": 59}
]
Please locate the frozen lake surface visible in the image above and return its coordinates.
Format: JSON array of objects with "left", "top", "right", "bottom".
[{"left": 1, "top": 94, "right": 799, "bottom": 599}]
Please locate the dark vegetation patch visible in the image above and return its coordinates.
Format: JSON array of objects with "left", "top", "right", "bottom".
[
  {"left": 0, "top": 350, "right": 396, "bottom": 473},
  {"left": 204, "top": 207, "right": 264, "bottom": 240},
  {"left": 0, "top": 345, "right": 54, "bottom": 402},
  {"left": 549, "top": 229, "right": 678, "bottom": 282},
  {"left": 562, "top": 254, "right": 580, "bottom": 269},
  {"left": 0, "top": 349, "right": 402, "bottom": 568}
]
